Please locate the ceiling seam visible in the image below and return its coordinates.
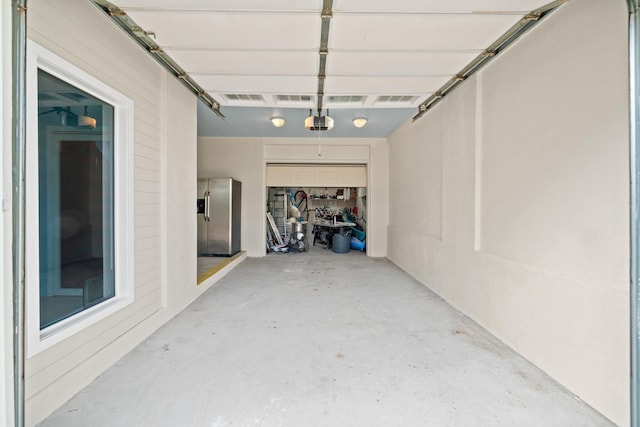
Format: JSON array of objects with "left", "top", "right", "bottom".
[
  {"left": 331, "top": 12, "right": 533, "bottom": 16},
  {"left": 412, "top": 0, "right": 568, "bottom": 122},
  {"left": 117, "top": 9, "right": 531, "bottom": 16},
  {"left": 119, "top": 10, "right": 322, "bottom": 15},
  {"left": 89, "top": 0, "right": 225, "bottom": 119}
]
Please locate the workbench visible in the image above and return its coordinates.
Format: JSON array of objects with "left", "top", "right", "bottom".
[{"left": 312, "top": 220, "right": 356, "bottom": 249}]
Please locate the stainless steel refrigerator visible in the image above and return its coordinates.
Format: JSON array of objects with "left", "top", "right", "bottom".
[{"left": 197, "top": 178, "right": 241, "bottom": 256}]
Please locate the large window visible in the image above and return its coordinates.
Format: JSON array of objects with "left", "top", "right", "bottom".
[
  {"left": 37, "top": 69, "right": 116, "bottom": 329},
  {"left": 27, "top": 42, "right": 133, "bottom": 355}
]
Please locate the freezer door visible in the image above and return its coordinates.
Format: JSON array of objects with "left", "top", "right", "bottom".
[
  {"left": 197, "top": 179, "right": 210, "bottom": 255},
  {"left": 209, "top": 179, "right": 233, "bottom": 255},
  {"left": 231, "top": 179, "right": 242, "bottom": 254}
]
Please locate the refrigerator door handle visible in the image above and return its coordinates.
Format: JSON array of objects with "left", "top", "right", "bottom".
[{"left": 204, "top": 191, "right": 211, "bottom": 221}]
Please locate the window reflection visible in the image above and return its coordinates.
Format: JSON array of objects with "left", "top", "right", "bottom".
[{"left": 37, "top": 69, "right": 115, "bottom": 329}]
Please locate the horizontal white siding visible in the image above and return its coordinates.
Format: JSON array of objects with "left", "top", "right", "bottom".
[{"left": 24, "top": 0, "right": 198, "bottom": 424}]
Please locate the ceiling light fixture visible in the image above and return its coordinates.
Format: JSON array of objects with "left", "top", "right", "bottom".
[
  {"left": 305, "top": 109, "right": 334, "bottom": 131},
  {"left": 271, "top": 116, "right": 286, "bottom": 127},
  {"left": 352, "top": 117, "right": 367, "bottom": 128},
  {"left": 78, "top": 106, "right": 97, "bottom": 129},
  {"left": 38, "top": 106, "right": 96, "bottom": 129}
]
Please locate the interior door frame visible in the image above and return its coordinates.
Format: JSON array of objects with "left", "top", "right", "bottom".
[{"left": 39, "top": 129, "right": 104, "bottom": 298}]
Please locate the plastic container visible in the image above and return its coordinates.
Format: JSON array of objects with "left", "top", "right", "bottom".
[
  {"left": 350, "top": 237, "right": 365, "bottom": 252},
  {"left": 351, "top": 227, "right": 366, "bottom": 242},
  {"left": 332, "top": 233, "right": 351, "bottom": 253}
]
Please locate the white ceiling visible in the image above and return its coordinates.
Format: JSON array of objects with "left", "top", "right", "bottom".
[{"left": 111, "top": 0, "right": 554, "bottom": 137}]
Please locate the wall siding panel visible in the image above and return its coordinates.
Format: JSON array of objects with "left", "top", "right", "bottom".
[{"left": 24, "top": 1, "right": 198, "bottom": 424}]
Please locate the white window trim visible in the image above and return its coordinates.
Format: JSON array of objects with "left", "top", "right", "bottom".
[{"left": 25, "top": 41, "right": 134, "bottom": 357}]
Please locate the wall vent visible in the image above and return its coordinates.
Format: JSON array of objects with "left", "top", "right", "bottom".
[
  {"left": 224, "top": 94, "right": 264, "bottom": 102},
  {"left": 38, "top": 93, "right": 58, "bottom": 101},
  {"left": 276, "top": 94, "right": 312, "bottom": 103},
  {"left": 328, "top": 95, "right": 366, "bottom": 104},
  {"left": 58, "top": 92, "right": 89, "bottom": 102},
  {"left": 375, "top": 95, "right": 418, "bottom": 104}
]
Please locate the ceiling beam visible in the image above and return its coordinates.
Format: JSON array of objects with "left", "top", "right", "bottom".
[{"left": 90, "top": 0, "right": 225, "bottom": 119}]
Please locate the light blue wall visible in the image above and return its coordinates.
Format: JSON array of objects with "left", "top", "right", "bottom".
[{"left": 197, "top": 104, "right": 413, "bottom": 138}]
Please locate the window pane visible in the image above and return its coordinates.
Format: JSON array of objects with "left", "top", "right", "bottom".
[{"left": 37, "top": 69, "right": 115, "bottom": 329}]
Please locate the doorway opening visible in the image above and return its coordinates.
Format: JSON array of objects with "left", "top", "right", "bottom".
[
  {"left": 196, "top": 178, "right": 244, "bottom": 284},
  {"left": 266, "top": 186, "right": 367, "bottom": 255},
  {"left": 264, "top": 163, "right": 368, "bottom": 256}
]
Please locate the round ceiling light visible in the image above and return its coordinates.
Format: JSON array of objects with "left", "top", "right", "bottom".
[
  {"left": 352, "top": 117, "right": 367, "bottom": 128},
  {"left": 271, "top": 116, "right": 286, "bottom": 127}
]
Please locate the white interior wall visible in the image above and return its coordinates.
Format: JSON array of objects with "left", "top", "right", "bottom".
[
  {"left": 24, "top": 1, "right": 202, "bottom": 424},
  {"left": 197, "top": 137, "right": 388, "bottom": 257},
  {"left": 387, "top": 0, "right": 629, "bottom": 425},
  {"left": 198, "top": 138, "right": 264, "bottom": 256},
  {"left": 164, "top": 72, "right": 198, "bottom": 311}
]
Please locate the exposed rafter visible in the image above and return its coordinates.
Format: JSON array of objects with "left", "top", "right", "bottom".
[
  {"left": 90, "top": 0, "right": 225, "bottom": 119},
  {"left": 412, "top": 0, "right": 567, "bottom": 122}
]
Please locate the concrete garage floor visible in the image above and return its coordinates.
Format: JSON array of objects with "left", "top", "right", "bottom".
[{"left": 39, "top": 252, "right": 613, "bottom": 427}]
